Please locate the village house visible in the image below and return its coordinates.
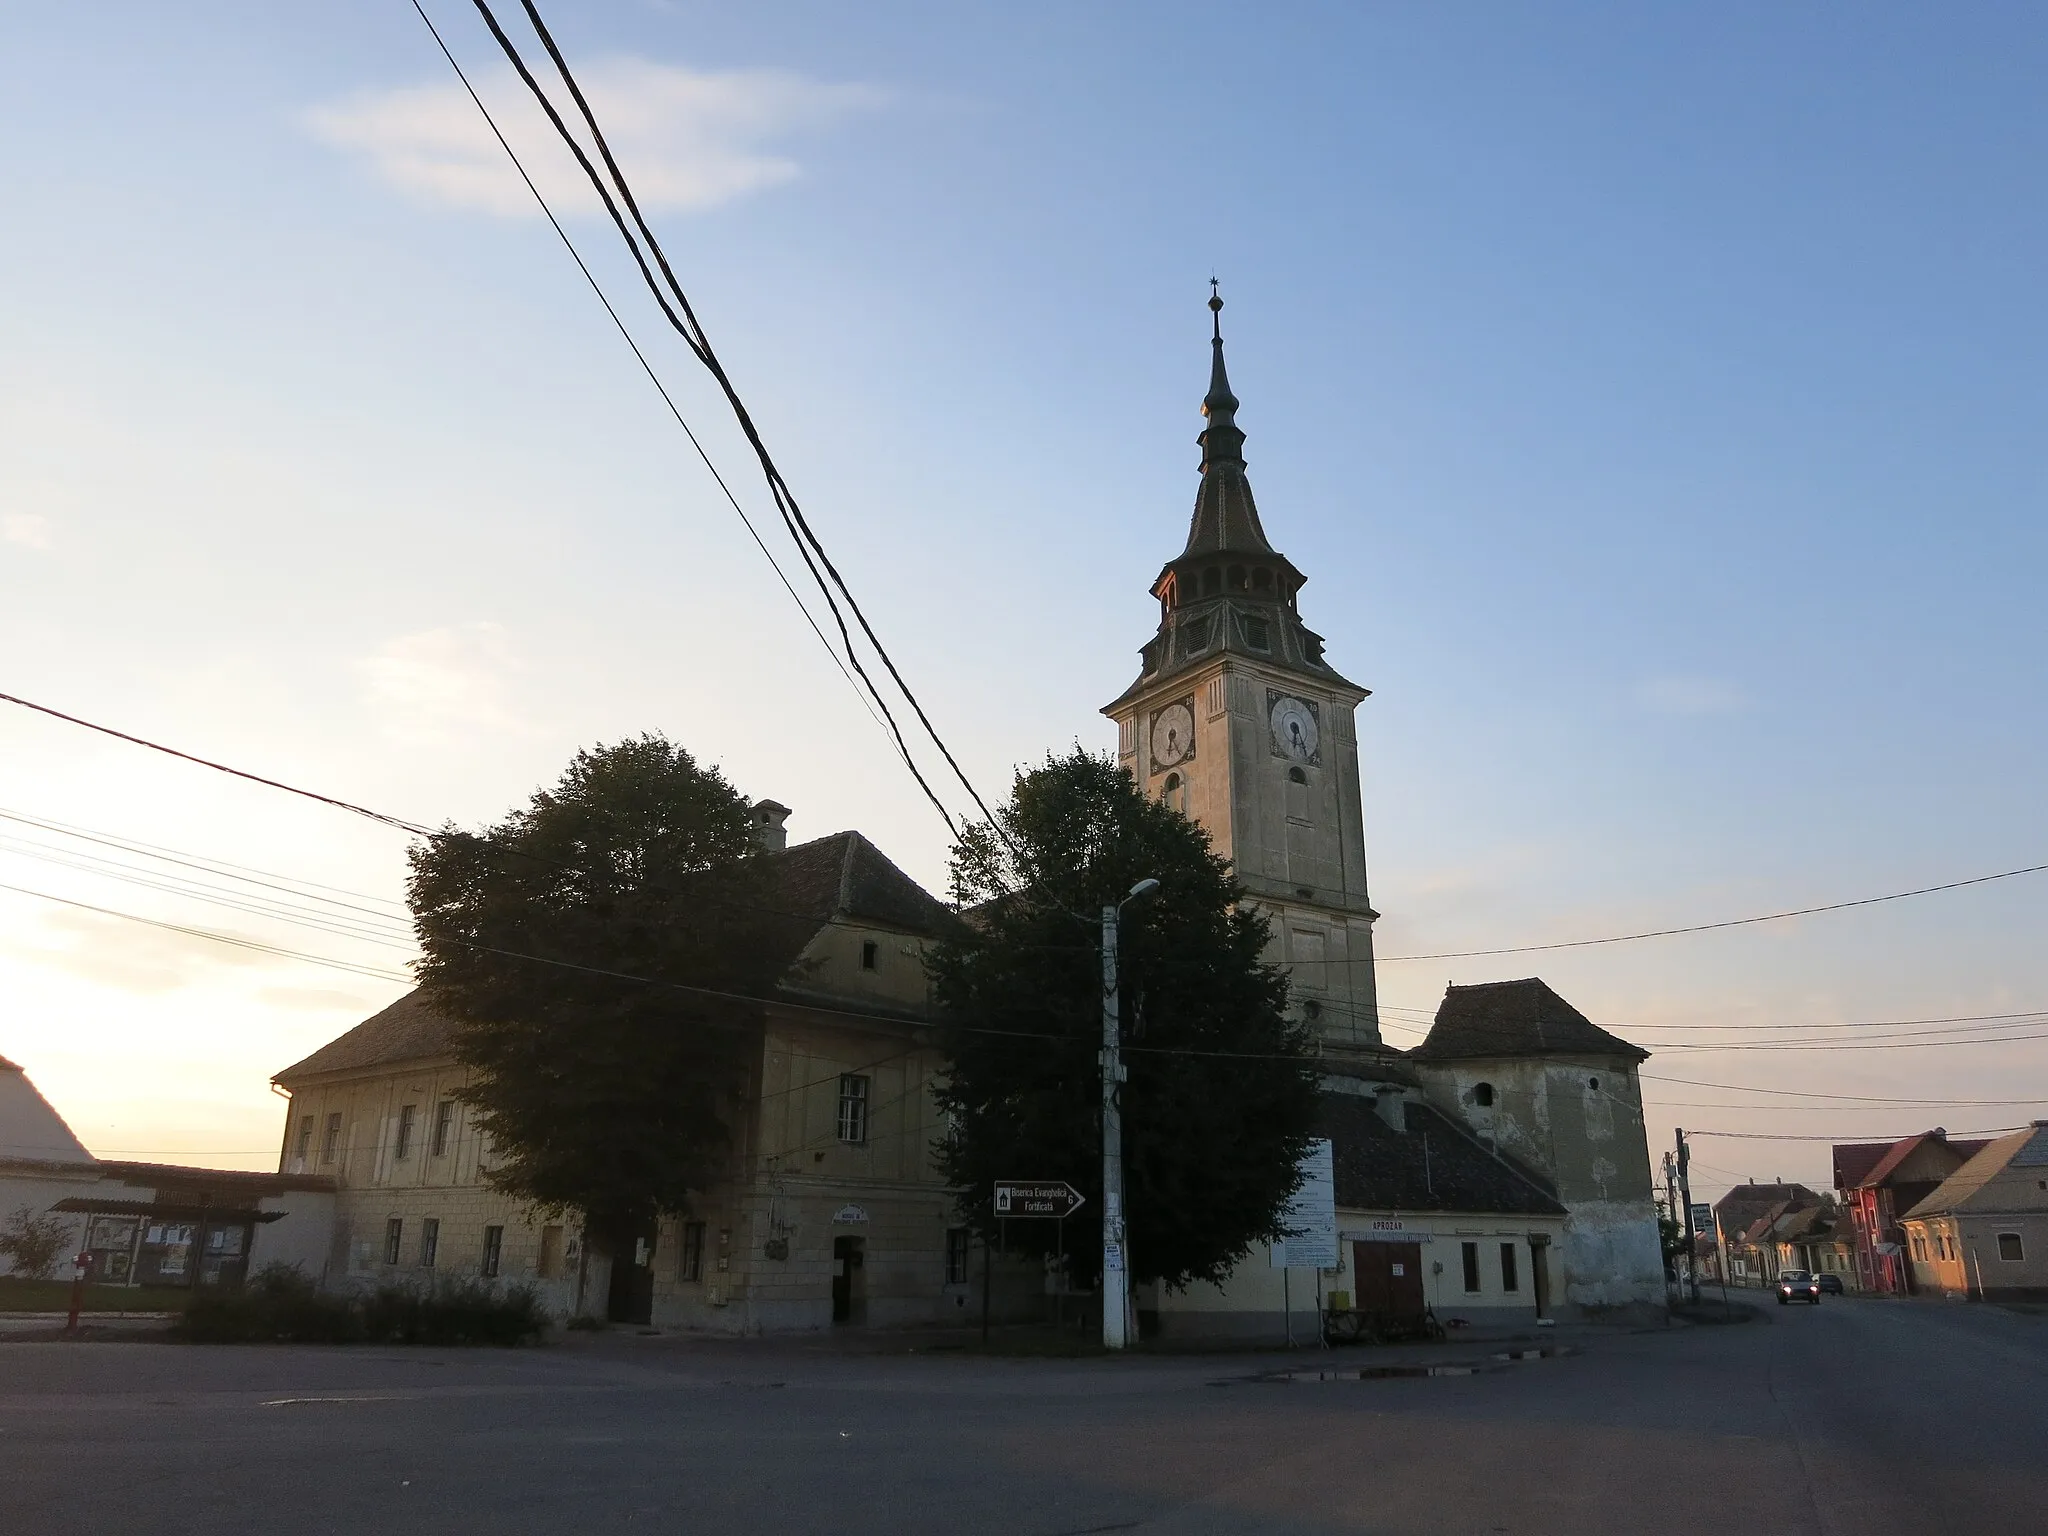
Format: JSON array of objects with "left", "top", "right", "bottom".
[
  {"left": 1833, "top": 1130, "right": 1988, "bottom": 1295},
  {"left": 270, "top": 815, "right": 1026, "bottom": 1331},
  {"left": 1898, "top": 1122, "right": 2048, "bottom": 1301},
  {"left": 1711, "top": 1182, "right": 1824, "bottom": 1287}
]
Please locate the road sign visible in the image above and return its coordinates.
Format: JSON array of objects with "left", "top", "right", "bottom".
[
  {"left": 993, "top": 1181, "right": 1086, "bottom": 1219},
  {"left": 1689, "top": 1202, "right": 1713, "bottom": 1235}
]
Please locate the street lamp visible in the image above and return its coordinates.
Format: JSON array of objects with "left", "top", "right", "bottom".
[{"left": 1101, "top": 876, "right": 1159, "bottom": 1350}]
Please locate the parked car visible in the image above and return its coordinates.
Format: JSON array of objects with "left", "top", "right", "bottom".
[
  {"left": 1815, "top": 1273, "right": 1844, "bottom": 1295},
  {"left": 1777, "top": 1269, "right": 1821, "bottom": 1305}
]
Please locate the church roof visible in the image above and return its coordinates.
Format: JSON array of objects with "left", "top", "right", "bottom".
[
  {"left": 274, "top": 830, "right": 956, "bottom": 1084},
  {"left": 1320, "top": 1093, "right": 1565, "bottom": 1216},
  {"left": 1410, "top": 978, "right": 1650, "bottom": 1064}
]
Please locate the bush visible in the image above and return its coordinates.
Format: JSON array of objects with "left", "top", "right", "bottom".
[
  {"left": 0, "top": 1207, "right": 74, "bottom": 1281},
  {"left": 176, "top": 1264, "right": 546, "bottom": 1346}
]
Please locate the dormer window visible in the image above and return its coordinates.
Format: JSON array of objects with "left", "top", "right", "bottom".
[{"left": 1241, "top": 614, "right": 1270, "bottom": 651}]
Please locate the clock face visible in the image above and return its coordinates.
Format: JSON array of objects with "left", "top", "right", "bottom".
[
  {"left": 1150, "top": 699, "right": 1196, "bottom": 772},
  {"left": 1268, "top": 693, "right": 1321, "bottom": 764}
]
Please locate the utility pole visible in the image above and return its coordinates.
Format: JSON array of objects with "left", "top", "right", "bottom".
[
  {"left": 1100, "top": 878, "right": 1159, "bottom": 1352},
  {"left": 1675, "top": 1128, "right": 1700, "bottom": 1305},
  {"left": 1662, "top": 1152, "right": 1680, "bottom": 1306}
]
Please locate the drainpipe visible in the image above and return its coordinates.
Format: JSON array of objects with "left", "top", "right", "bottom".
[{"left": 1968, "top": 1242, "right": 1987, "bottom": 1303}]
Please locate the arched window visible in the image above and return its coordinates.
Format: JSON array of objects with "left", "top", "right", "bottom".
[
  {"left": 1587, "top": 1076, "right": 1601, "bottom": 1092},
  {"left": 1252, "top": 567, "right": 1274, "bottom": 592},
  {"left": 1227, "top": 564, "right": 1247, "bottom": 591},
  {"left": 1473, "top": 1083, "right": 1495, "bottom": 1108},
  {"left": 1287, "top": 767, "right": 1307, "bottom": 784},
  {"left": 1201, "top": 567, "right": 1221, "bottom": 596},
  {"left": 1161, "top": 772, "right": 1187, "bottom": 814}
]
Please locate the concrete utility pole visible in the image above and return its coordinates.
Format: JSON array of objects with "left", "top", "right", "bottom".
[
  {"left": 1675, "top": 1128, "right": 1701, "bottom": 1305},
  {"left": 1100, "top": 878, "right": 1159, "bottom": 1351},
  {"left": 1662, "top": 1152, "right": 1681, "bottom": 1305}
]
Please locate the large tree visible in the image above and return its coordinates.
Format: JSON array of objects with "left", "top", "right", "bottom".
[
  {"left": 408, "top": 735, "right": 799, "bottom": 1242},
  {"left": 931, "top": 748, "right": 1321, "bottom": 1291}
]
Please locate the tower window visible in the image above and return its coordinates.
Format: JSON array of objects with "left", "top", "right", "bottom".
[
  {"left": 860, "top": 940, "right": 878, "bottom": 971},
  {"left": 1474, "top": 1083, "right": 1495, "bottom": 1107},
  {"left": 1252, "top": 567, "right": 1273, "bottom": 591},
  {"left": 1241, "top": 615, "right": 1270, "bottom": 650},
  {"left": 1588, "top": 1077, "right": 1601, "bottom": 1092},
  {"left": 1162, "top": 772, "right": 1187, "bottom": 813},
  {"left": 1201, "top": 567, "right": 1221, "bottom": 596},
  {"left": 1287, "top": 767, "right": 1306, "bottom": 784},
  {"left": 1227, "top": 564, "right": 1247, "bottom": 591}
]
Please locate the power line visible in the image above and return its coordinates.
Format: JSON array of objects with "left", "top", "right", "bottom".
[
  {"left": 1686, "top": 1126, "right": 2031, "bottom": 1143},
  {"left": 398, "top": 2, "right": 924, "bottom": 801},
  {"left": 1376, "top": 858, "right": 2048, "bottom": 962}
]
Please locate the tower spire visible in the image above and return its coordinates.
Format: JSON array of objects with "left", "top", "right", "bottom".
[{"left": 1199, "top": 280, "right": 1243, "bottom": 473}]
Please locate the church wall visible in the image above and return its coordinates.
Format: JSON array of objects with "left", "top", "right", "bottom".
[{"left": 1414, "top": 1058, "right": 1664, "bottom": 1311}]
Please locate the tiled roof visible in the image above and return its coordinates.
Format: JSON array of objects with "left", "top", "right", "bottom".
[
  {"left": 1902, "top": 1124, "right": 2048, "bottom": 1220},
  {"left": 1832, "top": 1142, "right": 1893, "bottom": 1191},
  {"left": 1321, "top": 1093, "right": 1566, "bottom": 1217},
  {"left": 1852, "top": 1130, "right": 1990, "bottom": 1191},
  {"left": 275, "top": 831, "right": 954, "bottom": 1084},
  {"left": 1714, "top": 1184, "right": 1823, "bottom": 1243},
  {"left": 1410, "top": 978, "right": 1649, "bottom": 1064}
]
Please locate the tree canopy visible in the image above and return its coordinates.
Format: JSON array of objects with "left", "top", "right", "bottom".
[
  {"left": 930, "top": 748, "right": 1321, "bottom": 1291},
  {"left": 408, "top": 735, "right": 796, "bottom": 1239}
]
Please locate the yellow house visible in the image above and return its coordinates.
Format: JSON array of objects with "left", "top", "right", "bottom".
[
  {"left": 1899, "top": 1122, "right": 2048, "bottom": 1301},
  {"left": 272, "top": 819, "right": 986, "bottom": 1332}
]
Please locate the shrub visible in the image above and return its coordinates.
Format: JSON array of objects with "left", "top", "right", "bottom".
[
  {"left": 0, "top": 1207, "right": 74, "bottom": 1281},
  {"left": 176, "top": 1264, "right": 546, "bottom": 1346}
]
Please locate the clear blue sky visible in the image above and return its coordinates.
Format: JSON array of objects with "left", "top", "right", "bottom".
[{"left": 2, "top": 3, "right": 2044, "bottom": 1197}]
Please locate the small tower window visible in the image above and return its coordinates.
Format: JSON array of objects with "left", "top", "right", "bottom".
[
  {"left": 1201, "top": 567, "right": 1221, "bottom": 596},
  {"left": 1474, "top": 1083, "right": 1495, "bottom": 1108},
  {"left": 1588, "top": 1076, "right": 1600, "bottom": 1091},
  {"left": 860, "top": 940, "right": 878, "bottom": 971},
  {"left": 1227, "top": 564, "right": 1247, "bottom": 591},
  {"left": 1252, "top": 567, "right": 1273, "bottom": 592},
  {"left": 1287, "top": 767, "right": 1306, "bottom": 784},
  {"left": 1241, "top": 615, "right": 1270, "bottom": 650},
  {"left": 1161, "top": 772, "right": 1187, "bottom": 813}
]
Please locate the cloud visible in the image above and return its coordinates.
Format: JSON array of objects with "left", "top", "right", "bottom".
[
  {"left": 307, "top": 58, "right": 884, "bottom": 217},
  {"left": 354, "top": 621, "right": 530, "bottom": 744},
  {"left": 2, "top": 513, "right": 53, "bottom": 549},
  {"left": 1636, "top": 676, "right": 1749, "bottom": 716},
  {"left": 12, "top": 908, "right": 269, "bottom": 994}
]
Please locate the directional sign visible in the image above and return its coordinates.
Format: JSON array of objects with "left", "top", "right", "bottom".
[
  {"left": 1689, "top": 1203, "right": 1714, "bottom": 1235},
  {"left": 994, "top": 1181, "right": 1086, "bottom": 1219}
]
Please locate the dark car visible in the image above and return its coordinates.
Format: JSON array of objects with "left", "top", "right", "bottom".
[
  {"left": 1815, "top": 1272, "right": 1844, "bottom": 1295},
  {"left": 1777, "top": 1269, "right": 1821, "bottom": 1305}
]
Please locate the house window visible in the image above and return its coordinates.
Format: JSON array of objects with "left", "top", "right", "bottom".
[
  {"left": 384, "top": 1218, "right": 403, "bottom": 1265},
  {"left": 420, "top": 1218, "right": 440, "bottom": 1268},
  {"left": 679, "top": 1221, "right": 706, "bottom": 1282},
  {"left": 481, "top": 1225, "right": 504, "bottom": 1278},
  {"left": 295, "top": 1116, "right": 314, "bottom": 1162},
  {"left": 1461, "top": 1241, "right": 1481, "bottom": 1292},
  {"left": 1998, "top": 1232, "right": 2025, "bottom": 1262},
  {"left": 1500, "top": 1242, "right": 1520, "bottom": 1293},
  {"left": 1911, "top": 1234, "right": 1927, "bottom": 1261},
  {"left": 431, "top": 1100, "right": 454, "bottom": 1158},
  {"left": 1473, "top": 1083, "right": 1494, "bottom": 1108},
  {"left": 838, "top": 1075, "right": 871, "bottom": 1144},
  {"left": 395, "top": 1104, "right": 417, "bottom": 1160},
  {"left": 860, "top": 940, "right": 879, "bottom": 972},
  {"left": 322, "top": 1113, "right": 342, "bottom": 1163},
  {"left": 947, "top": 1227, "right": 972, "bottom": 1285}
]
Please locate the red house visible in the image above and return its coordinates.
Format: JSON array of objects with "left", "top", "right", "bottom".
[{"left": 1834, "top": 1131, "right": 1987, "bottom": 1295}]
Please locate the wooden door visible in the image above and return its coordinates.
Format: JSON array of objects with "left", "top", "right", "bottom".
[{"left": 1353, "top": 1241, "right": 1426, "bottom": 1319}]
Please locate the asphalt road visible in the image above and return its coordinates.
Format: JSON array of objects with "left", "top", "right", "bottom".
[{"left": 3, "top": 1297, "right": 2043, "bottom": 1535}]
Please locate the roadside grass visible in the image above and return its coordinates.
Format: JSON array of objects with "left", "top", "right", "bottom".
[{"left": 0, "top": 1278, "right": 192, "bottom": 1314}]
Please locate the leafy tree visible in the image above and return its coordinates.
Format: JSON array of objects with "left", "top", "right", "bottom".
[
  {"left": 0, "top": 1206, "right": 75, "bottom": 1280},
  {"left": 931, "top": 748, "right": 1321, "bottom": 1291},
  {"left": 408, "top": 735, "right": 799, "bottom": 1245}
]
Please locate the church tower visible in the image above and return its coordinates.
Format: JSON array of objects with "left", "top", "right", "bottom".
[{"left": 1103, "top": 288, "right": 1382, "bottom": 1051}]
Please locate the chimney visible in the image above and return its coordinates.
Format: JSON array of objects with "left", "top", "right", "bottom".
[
  {"left": 1372, "top": 1086, "right": 1408, "bottom": 1133},
  {"left": 751, "top": 799, "right": 791, "bottom": 854}
]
